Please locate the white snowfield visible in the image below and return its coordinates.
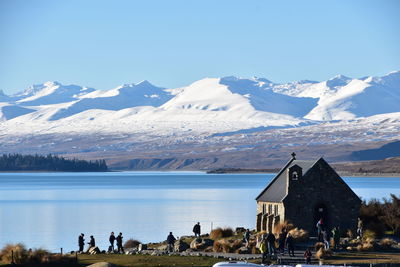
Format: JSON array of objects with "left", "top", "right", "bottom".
[{"left": 0, "top": 71, "right": 399, "bottom": 136}]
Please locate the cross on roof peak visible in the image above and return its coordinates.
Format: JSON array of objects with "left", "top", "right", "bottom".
[{"left": 291, "top": 152, "right": 296, "bottom": 159}]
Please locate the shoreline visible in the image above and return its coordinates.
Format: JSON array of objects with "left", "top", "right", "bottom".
[{"left": 1, "top": 169, "right": 400, "bottom": 177}]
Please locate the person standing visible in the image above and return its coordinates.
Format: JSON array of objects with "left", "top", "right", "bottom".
[
  {"left": 278, "top": 229, "right": 287, "bottom": 255},
  {"left": 266, "top": 231, "right": 276, "bottom": 256},
  {"left": 332, "top": 227, "right": 340, "bottom": 250},
  {"left": 285, "top": 233, "right": 295, "bottom": 257},
  {"left": 87, "top": 235, "right": 95, "bottom": 252},
  {"left": 323, "top": 230, "right": 330, "bottom": 250},
  {"left": 260, "top": 234, "right": 268, "bottom": 263},
  {"left": 244, "top": 229, "right": 251, "bottom": 248},
  {"left": 167, "top": 232, "right": 176, "bottom": 252},
  {"left": 316, "top": 218, "right": 324, "bottom": 241},
  {"left": 78, "top": 233, "right": 85, "bottom": 253},
  {"left": 109, "top": 232, "right": 116, "bottom": 252},
  {"left": 193, "top": 222, "right": 201, "bottom": 238},
  {"left": 116, "top": 232, "right": 124, "bottom": 254},
  {"left": 357, "top": 218, "right": 363, "bottom": 239},
  {"left": 304, "top": 248, "right": 312, "bottom": 264}
]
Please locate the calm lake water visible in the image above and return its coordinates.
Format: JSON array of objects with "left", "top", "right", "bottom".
[{"left": 0, "top": 172, "right": 399, "bottom": 252}]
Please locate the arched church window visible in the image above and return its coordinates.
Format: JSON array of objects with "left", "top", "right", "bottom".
[{"left": 292, "top": 171, "right": 299, "bottom": 180}]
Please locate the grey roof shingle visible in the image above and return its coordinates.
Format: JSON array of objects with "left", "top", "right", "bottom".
[{"left": 256, "top": 159, "right": 318, "bottom": 202}]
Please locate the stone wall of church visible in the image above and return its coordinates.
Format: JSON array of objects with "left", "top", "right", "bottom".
[
  {"left": 256, "top": 201, "right": 285, "bottom": 232},
  {"left": 283, "top": 159, "right": 361, "bottom": 235}
]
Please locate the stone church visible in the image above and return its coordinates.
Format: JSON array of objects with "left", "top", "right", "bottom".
[{"left": 256, "top": 153, "right": 361, "bottom": 234}]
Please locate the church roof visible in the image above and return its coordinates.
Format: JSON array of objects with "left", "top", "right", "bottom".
[{"left": 255, "top": 157, "right": 319, "bottom": 202}]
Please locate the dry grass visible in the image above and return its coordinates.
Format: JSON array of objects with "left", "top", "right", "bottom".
[
  {"left": 315, "top": 247, "right": 333, "bottom": 259},
  {"left": 346, "top": 229, "right": 354, "bottom": 239},
  {"left": 0, "top": 243, "right": 28, "bottom": 264},
  {"left": 314, "top": 242, "right": 325, "bottom": 251},
  {"left": 124, "top": 239, "right": 141, "bottom": 249},
  {"left": 357, "top": 237, "right": 376, "bottom": 252},
  {"left": 273, "top": 221, "right": 294, "bottom": 235},
  {"left": 0, "top": 243, "right": 75, "bottom": 265},
  {"left": 212, "top": 239, "right": 243, "bottom": 253},
  {"left": 288, "top": 227, "right": 309, "bottom": 242},
  {"left": 379, "top": 238, "right": 397, "bottom": 249},
  {"left": 210, "top": 227, "right": 234, "bottom": 239},
  {"left": 363, "top": 229, "right": 377, "bottom": 239}
]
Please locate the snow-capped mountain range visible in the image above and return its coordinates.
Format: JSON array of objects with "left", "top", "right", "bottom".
[
  {"left": 1, "top": 71, "right": 399, "bottom": 169},
  {"left": 1, "top": 71, "right": 399, "bottom": 135}
]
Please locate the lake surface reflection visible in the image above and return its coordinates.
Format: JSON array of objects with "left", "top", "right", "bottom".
[{"left": 0, "top": 172, "right": 399, "bottom": 252}]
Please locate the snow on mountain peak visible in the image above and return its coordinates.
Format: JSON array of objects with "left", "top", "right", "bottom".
[{"left": 0, "top": 71, "right": 398, "bottom": 132}]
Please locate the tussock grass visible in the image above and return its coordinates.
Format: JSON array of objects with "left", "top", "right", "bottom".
[
  {"left": 314, "top": 242, "right": 325, "bottom": 251},
  {"left": 124, "top": 239, "right": 141, "bottom": 249},
  {"left": 288, "top": 227, "right": 309, "bottom": 242},
  {"left": 273, "top": 221, "right": 294, "bottom": 235},
  {"left": 0, "top": 243, "right": 75, "bottom": 265},
  {"left": 379, "top": 238, "right": 397, "bottom": 249},
  {"left": 210, "top": 227, "right": 233, "bottom": 239},
  {"left": 315, "top": 247, "right": 333, "bottom": 259},
  {"left": 0, "top": 243, "right": 28, "bottom": 264},
  {"left": 363, "top": 229, "right": 377, "bottom": 239},
  {"left": 212, "top": 239, "right": 243, "bottom": 253}
]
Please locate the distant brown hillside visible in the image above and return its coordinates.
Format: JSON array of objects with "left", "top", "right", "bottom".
[
  {"left": 207, "top": 157, "right": 400, "bottom": 175},
  {"left": 333, "top": 157, "right": 400, "bottom": 176}
]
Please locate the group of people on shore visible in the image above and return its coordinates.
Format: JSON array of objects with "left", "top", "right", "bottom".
[
  {"left": 316, "top": 218, "right": 342, "bottom": 250},
  {"left": 258, "top": 229, "right": 313, "bottom": 263},
  {"left": 166, "top": 222, "right": 202, "bottom": 252},
  {"left": 78, "top": 232, "right": 124, "bottom": 253},
  {"left": 258, "top": 229, "right": 296, "bottom": 261}
]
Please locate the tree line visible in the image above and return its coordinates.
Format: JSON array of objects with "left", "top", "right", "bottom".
[
  {"left": 0, "top": 154, "right": 108, "bottom": 172},
  {"left": 360, "top": 194, "right": 400, "bottom": 237}
]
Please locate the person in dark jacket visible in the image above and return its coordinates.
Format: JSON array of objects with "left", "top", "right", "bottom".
[
  {"left": 266, "top": 232, "right": 276, "bottom": 256},
  {"left": 78, "top": 233, "right": 85, "bottom": 253},
  {"left": 193, "top": 222, "right": 201, "bottom": 238},
  {"left": 278, "top": 229, "right": 287, "bottom": 255},
  {"left": 244, "top": 229, "right": 251, "bottom": 248},
  {"left": 167, "top": 232, "right": 176, "bottom": 252},
  {"left": 285, "top": 233, "right": 295, "bottom": 257},
  {"left": 86, "top": 235, "right": 95, "bottom": 252},
  {"left": 109, "top": 232, "right": 116, "bottom": 252},
  {"left": 116, "top": 232, "right": 124, "bottom": 253},
  {"left": 316, "top": 218, "right": 324, "bottom": 241},
  {"left": 304, "top": 248, "right": 312, "bottom": 264}
]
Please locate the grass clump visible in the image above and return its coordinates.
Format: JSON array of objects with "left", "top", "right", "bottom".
[
  {"left": 0, "top": 243, "right": 75, "bottom": 265},
  {"left": 124, "top": 239, "right": 141, "bottom": 249},
  {"left": 357, "top": 237, "right": 376, "bottom": 252},
  {"left": 314, "top": 242, "right": 325, "bottom": 251},
  {"left": 363, "top": 229, "right": 377, "bottom": 239},
  {"left": 288, "top": 227, "right": 309, "bottom": 242},
  {"left": 273, "top": 221, "right": 294, "bottom": 235},
  {"left": 0, "top": 243, "right": 28, "bottom": 264},
  {"left": 212, "top": 239, "right": 243, "bottom": 253},
  {"left": 210, "top": 227, "right": 233, "bottom": 239},
  {"left": 315, "top": 247, "right": 333, "bottom": 260},
  {"left": 379, "top": 238, "right": 397, "bottom": 249}
]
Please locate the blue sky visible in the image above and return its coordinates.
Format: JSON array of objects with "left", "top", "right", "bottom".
[{"left": 0, "top": 0, "right": 399, "bottom": 94}]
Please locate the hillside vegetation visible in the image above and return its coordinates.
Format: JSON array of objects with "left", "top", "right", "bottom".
[{"left": 0, "top": 154, "right": 108, "bottom": 172}]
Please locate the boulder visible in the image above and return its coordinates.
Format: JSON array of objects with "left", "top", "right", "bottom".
[
  {"left": 174, "top": 240, "right": 189, "bottom": 252},
  {"left": 203, "top": 239, "right": 214, "bottom": 247},
  {"left": 88, "top": 246, "right": 101, "bottom": 254},
  {"left": 138, "top": 243, "right": 147, "bottom": 251},
  {"left": 237, "top": 246, "right": 251, "bottom": 254},
  {"left": 87, "top": 262, "right": 117, "bottom": 267},
  {"left": 190, "top": 238, "right": 214, "bottom": 250},
  {"left": 157, "top": 244, "right": 168, "bottom": 250}
]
